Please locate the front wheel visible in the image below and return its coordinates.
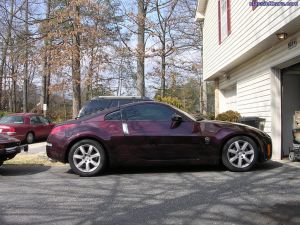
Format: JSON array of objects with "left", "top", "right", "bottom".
[
  {"left": 222, "top": 136, "right": 258, "bottom": 172},
  {"left": 68, "top": 139, "right": 106, "bottom": 177}
]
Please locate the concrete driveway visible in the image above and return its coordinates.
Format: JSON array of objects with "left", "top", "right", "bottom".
[
  {"left": 0, "top": 161, "right": 299, "bottom": 225},
  {"left": 23, "top": 142, "right": 47, "bottom": 154}
]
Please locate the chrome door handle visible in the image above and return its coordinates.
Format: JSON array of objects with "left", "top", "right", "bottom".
[{"left": 122, "top": 123, "right": 129, "bottom": 135}]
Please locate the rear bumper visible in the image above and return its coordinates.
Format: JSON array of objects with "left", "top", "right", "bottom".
[{"left": 0, "top": 144, "right": 28, "bottom": 156}]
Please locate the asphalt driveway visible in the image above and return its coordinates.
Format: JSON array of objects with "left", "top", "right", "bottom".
[{"left": 0, "top": 161, "right": 299, "bottom": 225}]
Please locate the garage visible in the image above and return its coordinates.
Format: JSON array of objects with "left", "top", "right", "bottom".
[{"left": 281, "top": 62, "right": 300, "bottom": 156}]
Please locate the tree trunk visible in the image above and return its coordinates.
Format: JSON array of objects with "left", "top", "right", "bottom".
[
  {"left": 23, "top": 0, "right": 29, "bottom": 112},
  {"left": 0, "top": 0, "right": 15, "bottom": 110},
  {"left": 160, "top": 39, "right": 166, "bottom": 98},
  {"left": 12, "top": 79, "right": 16, "bottom": 112},
  {"left": 42, "top": 0, "right": 51, "bottom": 114},
  {"left": 86, "top": 47, "right": 94, "bottom": 101},
  {"left": 136, "top": 0, "right": 146, "bottom": 97},
  {"left": 72, "top": 4, "right": 81, "bottom": 118}
]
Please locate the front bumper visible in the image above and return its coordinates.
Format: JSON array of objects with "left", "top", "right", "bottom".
[{"left": 0, "top": 144, "right": 28, "bottom": 156}]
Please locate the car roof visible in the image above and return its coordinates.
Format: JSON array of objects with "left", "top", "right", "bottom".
[
  {"left": 91, "top": 96, "right": 151, "bottom": 100},
  {"left": 7, "top": 113, "right": 42, "bottom": 117}
]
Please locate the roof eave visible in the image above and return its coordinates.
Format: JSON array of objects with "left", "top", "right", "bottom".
[{"left": 195, "top": 0, "right": 208, "bottom": 22}]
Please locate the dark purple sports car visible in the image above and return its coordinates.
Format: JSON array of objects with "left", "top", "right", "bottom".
[{"left": 46, "top": 102, "right": 272, "bottom": 176}]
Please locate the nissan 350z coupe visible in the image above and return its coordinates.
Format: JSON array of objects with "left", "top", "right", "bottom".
[{"left": 46, "top": 102, "right": 272, "bottom": 176}]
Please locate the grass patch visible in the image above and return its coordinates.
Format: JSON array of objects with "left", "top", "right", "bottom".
[{"left": 4, "top": 153, "right": 64, "bottom": 166}]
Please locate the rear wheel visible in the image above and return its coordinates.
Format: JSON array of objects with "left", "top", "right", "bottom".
[
  {"left": 0, "top": 161, "right": 3, "bottom": 167},
  {"left": 26, "top": 132, "right": 34, "bottom": 144},
  {"left": 222, "top": 136, "right": 258, "bottom": 172},
  {"left": 68, "top": 139, "right": 106, "bottom": 177}
]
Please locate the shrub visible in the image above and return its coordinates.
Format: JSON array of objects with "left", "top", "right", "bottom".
[
  {"left": 216, "top": 110, "right": 241, "bottom": 122},
  {"left": 0, "top": 111, "right": 9, "bottom": 117},
  {"left": 155, "top": 96, "right": 183, "bottom": 109}
]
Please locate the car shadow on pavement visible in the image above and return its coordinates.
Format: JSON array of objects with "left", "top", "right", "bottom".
[
  {"left": 252, "top": 160, "right": 283, "bottom": 171},
  {"left": 0, "top": 164, "right": 51, "bottom": 176},
  {"left": 65, "top": 161, "right": 283, "bottom": 176},
  {"left": 106, "top": 165, "right": 223, "bottom": 176}
]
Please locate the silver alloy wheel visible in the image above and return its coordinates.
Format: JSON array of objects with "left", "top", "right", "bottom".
[
  {"left": 227, "top": 140, "right": 255, "bottom": 168},
  {"left": 73, "top": 144, "right": 101, "bottom": 173}
]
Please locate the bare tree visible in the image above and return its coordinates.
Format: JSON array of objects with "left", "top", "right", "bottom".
[
  {"left": 136, "top": 0, "right": 150, "bottom": 97},
  {"left": 22, "top": 0, "right": 29, "bottom": 112}
]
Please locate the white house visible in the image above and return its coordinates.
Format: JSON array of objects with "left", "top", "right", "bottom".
[{"left": 196, "top": 0, "right": 300, "bottom": 159}]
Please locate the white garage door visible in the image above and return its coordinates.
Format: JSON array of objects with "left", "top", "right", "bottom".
[{"left": 221, "top": 85, "right": 237, "bottom": 112}]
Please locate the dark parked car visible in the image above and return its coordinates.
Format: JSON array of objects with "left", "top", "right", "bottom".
[
  {"left": 77, "top": 96, "right": 151, "bottom": 118},
  {"left": 0, "top": 134, "right": 28, "bottom": 166},
  {"left": 0, "top": 113, "right": 55, "bottom": 144},
  {"left": 47, "top": 102, "right": 272, "bottom": 176}
]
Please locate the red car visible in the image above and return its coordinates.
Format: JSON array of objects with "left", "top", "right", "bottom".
[
  {"left": 0, "top": 113, "right": 55, "bottom": 144},
  {"left": 0, "top": 134, "right": 28, "bottom": 166}
]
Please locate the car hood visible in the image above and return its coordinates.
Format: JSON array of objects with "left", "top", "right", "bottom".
[
  {"left": 0, "top": 134, "right": 20, "bottom": 143},
  {"left": 201, "top": 120, "right": 269, "bottom": 136}
]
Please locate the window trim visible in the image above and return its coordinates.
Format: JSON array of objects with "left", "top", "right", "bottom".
[
  {"left": 121, "top": 103, "right": 193, "bottom": 122},
  {"left": 218, "top": 0, "right": 231, "bottom": 44},
  {"left": 104, "top": 110, "right": 122, "bottom": 121}
]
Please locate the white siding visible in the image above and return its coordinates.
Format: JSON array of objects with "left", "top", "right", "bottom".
[
  {"left": 220, "top": 85, "right": 237, "bottom": 112},
  {"left": 219, "top": 70, "right": 272, "bottom": 134},
  {"left": 203, "top": 0, "right": 300, "bottom": 80}
]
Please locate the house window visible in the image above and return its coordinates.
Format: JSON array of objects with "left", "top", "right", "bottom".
[{"left": 218, "top": 0, "right": 231, "bottom": 44}]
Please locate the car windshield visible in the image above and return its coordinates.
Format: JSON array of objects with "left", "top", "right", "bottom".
[{"left": 0, "top": 116, "right": 24, "bottom": 124}]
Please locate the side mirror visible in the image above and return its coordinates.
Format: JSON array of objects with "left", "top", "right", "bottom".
[
  {"left": 172, "top": 114, "right": 182, "bottom": 122},
  {"left": 171, "top": 114, "right": 182, "bottom": 129}
]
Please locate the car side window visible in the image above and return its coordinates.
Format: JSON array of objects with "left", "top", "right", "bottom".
[
  {"left": 105, "top": 111, "right": 121, "bottom": 121},
  {"left": 38, "top": 116, "right": 49, "bottom": 124},
  {"left": 30, "top": 116, "right": 43, "bottom": 125},
  {"left": 123, "top": 104, "right": 175, "bottom": 121}
]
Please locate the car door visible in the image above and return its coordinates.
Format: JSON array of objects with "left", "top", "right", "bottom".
[
  {"left": 121, "top": 103, "right": 202, "bottom": 161},
  {"left": 29, "top": 116, "right": 45, "bottom": 139},
  {"left": 38, "top": 116, "right": 54, "bottom": 138}
]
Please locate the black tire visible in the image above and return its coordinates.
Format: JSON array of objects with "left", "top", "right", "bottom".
[
  {"left": 26, "top": 132, "right": 34, "bottom": 144},
  {"left": 0, "top": 160, "right": 3, "bottom": 167},
  {"left": 222, "top": 136, "right": 258, "bottom": 172},
  {"left": 68, "top": 139, "right": 106, "bottom": 177}
]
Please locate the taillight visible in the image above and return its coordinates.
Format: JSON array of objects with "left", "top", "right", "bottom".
[
  {"left": 50, "top": 124, "right": 76, "bottom": 135},
  {"left": 0, "top": 126, "right": 16, "bottom": 135}
]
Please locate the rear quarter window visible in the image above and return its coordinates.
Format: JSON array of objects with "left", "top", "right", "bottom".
[{"left": 105, "top": 111, "right": 121, "bottom": 121}]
